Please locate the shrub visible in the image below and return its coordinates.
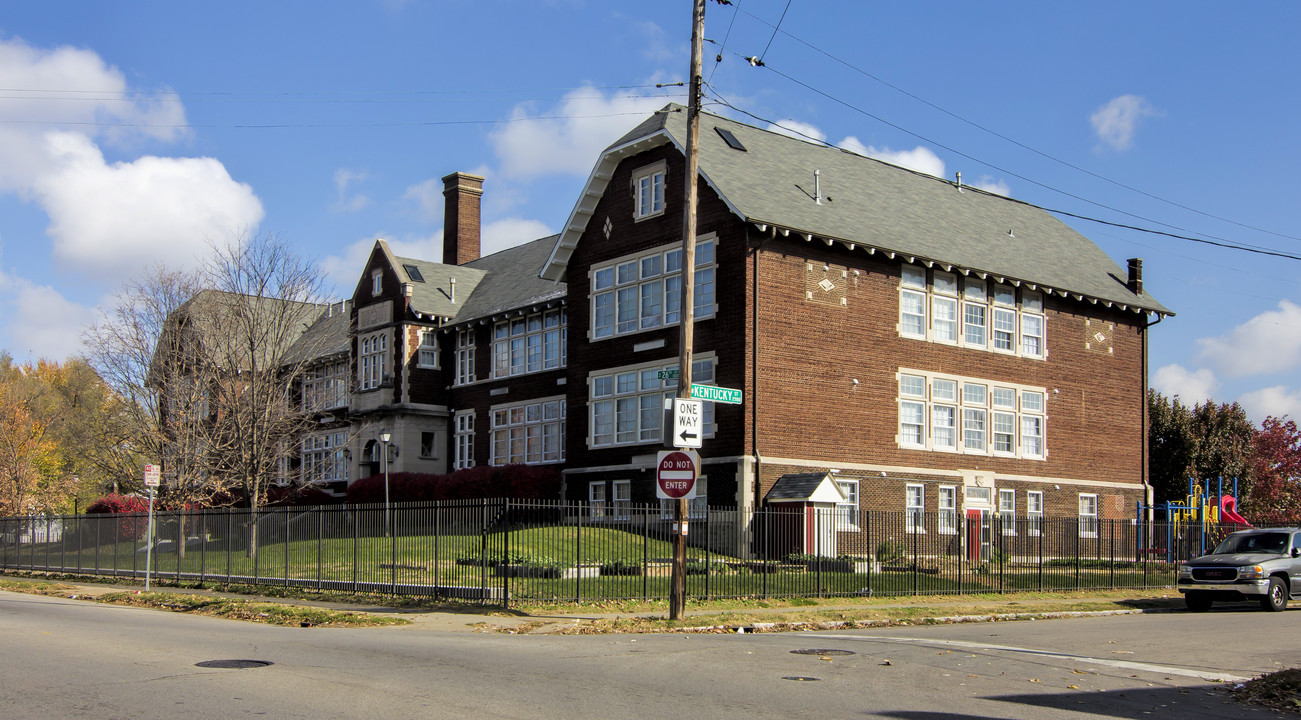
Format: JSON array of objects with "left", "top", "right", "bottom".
[
  {"left": 85, "top": 493, "right": 152, "bottom": 541},
  {"left": 875, "top": 539, "right": 906, "bottom": 563},
  {"left": 599, "top": 559, "right": 643, "bottom": 576},
  {"left": 345, "top": 465, "right": 564, "bottom": 504}
]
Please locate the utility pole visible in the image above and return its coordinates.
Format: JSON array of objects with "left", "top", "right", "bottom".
[{"left": 670, "top": 0, "right": 707, "bottom": 623}]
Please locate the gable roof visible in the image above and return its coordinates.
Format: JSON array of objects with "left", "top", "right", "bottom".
[
  {"left": 765, "top": 472, "right": 846, "bottom": 503},
  {"left": 543, "top": 104, "right": 1170, "bottom": 317},
  {"left": 453, "top": 234, "right": 566, "bottom": 325}
]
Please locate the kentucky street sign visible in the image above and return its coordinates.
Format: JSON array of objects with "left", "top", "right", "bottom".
[
  {"left": 673, "top": 398, "right": 704, "bottom": 448},
  {"left": 656, "top": 450, "right": 699, "bottom": 500},
  {"left": 690, "top": 383, "right": 743, "bottom": 405}
]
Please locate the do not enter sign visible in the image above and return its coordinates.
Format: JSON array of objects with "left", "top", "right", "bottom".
[{"left": 656, "top": 450, "right": 698, "bottom": 500}]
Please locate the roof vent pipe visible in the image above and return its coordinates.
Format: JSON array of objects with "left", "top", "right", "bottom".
[
  {"left": 1127, "top": 258, "right": 1143, "bottom": 296},
  {"left": 955, "top": 171, "right": 963, "bottom": 192},
  {"left": 814, "top": 169, "right": 822, "bottom": 205},
  {"left": 449, "top": 277, "right": 457, "bottom": 304}
]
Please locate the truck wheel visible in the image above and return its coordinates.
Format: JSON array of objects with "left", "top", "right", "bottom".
[
  {"left": 1185, "top": 592, "right": 1213, "bottom": 612},
  {"left": 1261, "top": 577, "right": 1288, "bottom": 612}
]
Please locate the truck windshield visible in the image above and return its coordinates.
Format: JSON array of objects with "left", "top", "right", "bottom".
[{"left": 1213, "top": 532, "right": 1289, "bottom": 555}]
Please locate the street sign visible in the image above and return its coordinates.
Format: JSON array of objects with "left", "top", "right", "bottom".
[
  {"left": 657, "top": 369, "right": 679, "bottom": 380},
  {"left": 672, "top": 398, "right": 703, "bottom": 448},
  {"left": 690, "top": 383, "right": 743, "bottom": 405},
  {"left": 656, "top": 450, "right": 698, "bottom": 500},
  {"left": 143, "top": 464, "right": 161, "bottom": 488}
]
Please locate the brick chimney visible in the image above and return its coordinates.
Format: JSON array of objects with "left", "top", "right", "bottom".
[
  {"left": 442, "top": 172, "right": 484, "bottom": 266},
  {"left": 1127, "top": 258, "right": 1143, "bottom": 296}
]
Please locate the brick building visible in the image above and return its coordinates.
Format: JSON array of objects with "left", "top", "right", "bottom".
[{"left": 227, "top": 105, "right": 1172, "bottom": 530}]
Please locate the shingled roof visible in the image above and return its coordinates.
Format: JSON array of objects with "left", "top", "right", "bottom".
[{"left": 543, "top": 104, "right": 1171, "bottom": 317}]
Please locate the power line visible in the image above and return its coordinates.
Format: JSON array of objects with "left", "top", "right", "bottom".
[
  {"left": 758, "top": 0, "right": 793, "bottom": 64},
  {"left": 703, "top": 89, "right": 1301, "bottom": 263},
  {"left": 716, "top": 60, "right": 1290, "bottom": 257},
  {"left": 0, "top": 109, "right": 673, "bottom": 131},
  {"left": 729, "top": 7, "right": 1301, "bottom": 246},
  {"left": 0, "top": 83, "right": 668, "bottom": 102}
]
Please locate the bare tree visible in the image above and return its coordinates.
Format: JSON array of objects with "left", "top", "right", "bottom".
[
  {"left": 84, "top": 267, "right": 210, "bottom": 497},
  {"left": 192, "top": 234, "right": 330, "bottom": 555}
]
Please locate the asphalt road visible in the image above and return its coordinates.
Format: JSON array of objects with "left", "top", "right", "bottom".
[{"left": 2, "top": 590, "right": 1296, "bottom": 719}]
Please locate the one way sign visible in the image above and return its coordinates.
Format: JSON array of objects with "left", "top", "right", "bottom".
[{"left": 673, "top": 398, "right": 703, "bottom": 448}]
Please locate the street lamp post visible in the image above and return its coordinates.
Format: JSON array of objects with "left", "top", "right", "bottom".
[{"left": 379, "top": 430, "right": 392, "bottom": 537}]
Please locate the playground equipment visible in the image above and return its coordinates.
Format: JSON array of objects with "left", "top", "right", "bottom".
[{"left": 1136, "top": 477, "right": 1251, "bottom": 562}]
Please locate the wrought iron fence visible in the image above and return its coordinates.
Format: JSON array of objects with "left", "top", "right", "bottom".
[{"left": 1, "top": 500, "right": 1224, "bottom": 606}]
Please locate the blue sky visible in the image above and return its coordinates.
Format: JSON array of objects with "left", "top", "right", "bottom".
[{"left": 1, "top": 1, "right": 1299, "bottom": 422}]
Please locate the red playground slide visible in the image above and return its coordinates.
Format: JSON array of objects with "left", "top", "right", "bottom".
[{"left": 1219, "top": 495, "right": 1251, "bottom": 527}]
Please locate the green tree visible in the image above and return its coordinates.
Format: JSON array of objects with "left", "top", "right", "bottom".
[{"left": 1147, "top": 390, "right": 1256, "bottom": 506}]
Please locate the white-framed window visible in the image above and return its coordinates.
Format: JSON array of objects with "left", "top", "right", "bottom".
[
  {"left": 937, "top": 485, "right": 957, "bottom": 534},
  {"left": 612, "top": 479, "right": 632, "bottom": 520},
  {"left": 490, "top": 397, "right": 565, "bottom": 465},
  {"left": 453, "top": 412, "right": 474, "bottom": 470},
  {"left": 454, "top": 328, "right": 475, "bottom": 386},
  {"left": 300, "top": 431, "right": 348, "bottom": 485},
  {"left": 358, "top": 331, "right": 388, "bottom": 391},
  {"left": 417, "top": 329, "right": 438, "bottom": 368},
  {"left": 589, "top": 482, "right": 607, "bottom": 519},
  {"left": 633, "top": 162, "right": 666, "bottom": 219},
  {"left": 1079, "top": 493, "right": 1099, "bottom": 538},
  {"left": 420, "top": 431, "right": 437, "bottom": 459},
  {"left": 998, "top": 489, "right": 1016, "bottom": 535},
  {"left": 302, "top": 359, "right": 348, "bottom": 412},
  {"left": 836, "top": 479, "right": 859, "bottom": 530},
  {"left": 493, "top": 308, "right": 566, "bottom": 378},
  {"left": 906, "top": 484, "right": 925, "bottom": 533},
  {"left": 591, "top": 237, "right": 716, "bottom": 340},
  {"left": 897, "top": 369, "right": 1047, "bottom": 460},
  {"left": 1027, "top": 491, "right": 1043, "bottom": 537},
  {"left": 897, "top": 267, "right": 1047, "bottom": 359},
  {"left": 1020, "top": 290, "right": 1045, "bottom": 358},
  {"left": 371, "top": 269, "right": 383, "bottom": 296},
  {"left": 589, "top": 356, "right": 715, "bottom": 448}
]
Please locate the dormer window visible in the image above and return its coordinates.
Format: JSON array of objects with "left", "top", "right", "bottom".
[{"left": 633, "top": 162, "right": 666, "bottom": 220}]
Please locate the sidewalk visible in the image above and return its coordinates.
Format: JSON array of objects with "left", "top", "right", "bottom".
[{"left": 0, "top": 574, "right": 1182, "bottom": 634}]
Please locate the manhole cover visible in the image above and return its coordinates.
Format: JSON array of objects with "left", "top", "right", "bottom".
[
  {"left": 195, "top": 659, "right": 274, "bottom": 669},
  {"left": 782, "top": 676, "right": 821, "bottom": 682},
  {"left": 790, "top": 649, "right": 855, "bottom": 656}
]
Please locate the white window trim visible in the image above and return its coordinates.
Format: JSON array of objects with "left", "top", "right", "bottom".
[
  {"left": 417, "top": 328, "right": 439, "bottom": 369},
  {"left": 612, "top": 479, "right": 632, "bottom": 520},
  {"left": 371, "top": 270, "right": 383, "bottom": 296},
  {"left": 1079, "top": 493, "right": 1099, "bottom": 538},
  {"left": 588, "top": 354, "right": 717, "bottom": 449},
  {"left": 453, "top": 411, "right": 475, "bottom": 470},
  {"left": 632, "top": 161, "right": 667, "bottom": 220},
  {"left": 492, "top": 308, "right": 567, "bottom": 379},
  {"left": 1027, "top": 491, "right": 1044, "bottom": 537},
  {"left": 937, "top": 485, "right": 957, "bottom": 535},
  {"left": 897, "top": 265, "right": 1048, "bottom": 360},
  {"left": 589, "top": 482, "right": 607, "bottom": 520},
  {"left": 300, "top": 431, "right": 348, "bottom": 485},
  {"left": 489, "top": 396, "right": 566, "bottom": 466},
  {"left": 358, "top": 330, "right": 389, "bottom": 391},
  {"left": 897, "top": 368, "right": 1047, "bottom": 460},
  {"left": 998, "top": 489, "right": 1017, "bottom": 536},
  {"left": 454, "top": 328, "right": 475, "bottom": 386},
  {"left": 589, "top": 235, "right": 717, "bottom": 342},
  {"left": 906, "top": 483, "right": 926, "bottom": 534},
  {"left": 836, "top": 479, "right": 860, "bottom": 530}
]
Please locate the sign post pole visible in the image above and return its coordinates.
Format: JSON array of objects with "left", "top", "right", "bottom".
[{"left": 143, "top": 464, "right": 161, "bottom": 590}]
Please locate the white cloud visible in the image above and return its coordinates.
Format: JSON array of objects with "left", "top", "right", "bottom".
[
  {"left": 768, "top": 119, "right": 827, "bottom": 144},
  {"left": 31, "top": 131, "right": 263, "bottom": 278},
  {"left": 1152, "top": 364, "right": 1221, "bottom": 404},
  {"left": 1196, "top": 300, "right": 1301, "bottom": 378},
  {"left": 320, "top": 236, "right": 383, "bottom": 293},
  {"left": 840, "top": 136, "right": 946, "bottom": 178},
  {"left": 634, "top": 20, "right": 679, "bottom": 63},
  {"left": 0, "top": 37, "right": 263, "bottom": 284},
  {"left": 332, "top": 169, "right": 371, "bottom": 213},
  {"left": 971, "top": 175, "right": 1010, "bottom": 196},
  {"left": 481, "top": 218, "right": 553, "bottom": 256},
  {"left": 1239, "top": 385, "right": 1301, "bottom": 423},
  {"left": 490, "top": 86, "right": 671, "bottom": 179},
  {"left": 1091, "top": 94, "right": 1160, "bottom": 152},
  {"left": 402, "top": 178, "right": 443, "bottom": 222},
  {"left": 0, "top": 268, "right": 94, "bottom": 361}
]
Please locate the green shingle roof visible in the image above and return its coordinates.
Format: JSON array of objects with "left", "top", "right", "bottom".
[{"left": 544, "top": 105, "right": 1170, "bottom": 316}]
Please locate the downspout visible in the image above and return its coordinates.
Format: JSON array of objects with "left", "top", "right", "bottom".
[{"left": 1141, "top": 313, "right": 1164, "bottom": 521}]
